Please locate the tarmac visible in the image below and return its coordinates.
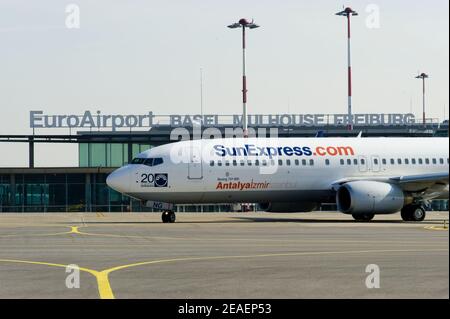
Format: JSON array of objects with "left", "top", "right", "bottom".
[{"left": 0, "top": 211, "right": 448, "bottom": 299}]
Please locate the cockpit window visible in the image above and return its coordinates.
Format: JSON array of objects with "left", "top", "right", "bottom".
[
  {"left": 138, "top": 157, "right": 164, "bottom": 166},
  {"left": 131, "top": 158, "right": 145, "bottom": 164},
  {"left": 131, "top": 157, "right": 164, "bottom": 166},
  {"left": 143, "top": 158, "right": 153, "bottom": 166},
  {"left": 153, "top": 158, "right": 163, "bottom": 166}
]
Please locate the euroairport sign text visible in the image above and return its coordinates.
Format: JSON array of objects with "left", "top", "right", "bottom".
[{"left": 29, "top": 110, "right": 416, "bottom": 131}]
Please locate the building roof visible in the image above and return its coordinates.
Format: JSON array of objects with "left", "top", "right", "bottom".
[{"left": 0, "top": 167, "right": 115, "bottom": 174}]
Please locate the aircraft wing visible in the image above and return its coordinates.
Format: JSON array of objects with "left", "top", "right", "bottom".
[
  {"left": 389, "top": 172, "right": 449, "bottom": 199},
  {"left": 389, "top": 172, "right": 449, "bottom": 184}
]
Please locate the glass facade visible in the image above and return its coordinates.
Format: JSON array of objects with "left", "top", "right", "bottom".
[
  {"left": 79, "top": 143, "right": 152, "bottom": 167},
  {"left": 0, "top": 172, "right": 130, "bottom": 212}
]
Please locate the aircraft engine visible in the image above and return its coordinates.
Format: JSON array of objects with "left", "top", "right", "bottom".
[{"left": 336, "top": 181, "right": 406, "bottom": 215}]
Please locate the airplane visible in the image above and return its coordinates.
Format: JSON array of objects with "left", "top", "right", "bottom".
[{"left": 106, "top": 137, "right": 449, "bottom": 223}]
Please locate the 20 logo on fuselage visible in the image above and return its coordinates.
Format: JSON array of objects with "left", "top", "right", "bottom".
[{"left": 140, "top": 173, "right": 168, "bottom": 187}]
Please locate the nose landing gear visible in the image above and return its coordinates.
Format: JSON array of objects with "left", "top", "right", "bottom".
[{"left": 162, "top": 211, "right": 176, "bottom": 223}]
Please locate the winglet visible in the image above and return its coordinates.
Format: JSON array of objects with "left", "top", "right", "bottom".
[{"left": 357, "top": 131, "right": 363, "bottom": 138}]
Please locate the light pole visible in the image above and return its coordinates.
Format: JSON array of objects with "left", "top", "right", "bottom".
[
  {"left": 336, "top": 7, "right": 358, "bottom": 131},
  {"left": 228, "top": 18, "right": 259, "bottom": 137},
  {"left": 415, "top": 72, "right": 429, "bottom": 126}
]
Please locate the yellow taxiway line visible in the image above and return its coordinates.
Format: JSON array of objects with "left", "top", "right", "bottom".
[
  {"left": 1, "top": 223, "right": 448, "bottom": 244},
  {"left": 1, "top": 248, "right": 447, "bottom": 299},
  {"left": 424, "top": 225, "right": 448, "bottom": 231},
  {"left": 0, "top": 225, "right": 78, "bottom": 238},
  {"left": 0, "top": 259, "right": 113, "bottom": 299}
]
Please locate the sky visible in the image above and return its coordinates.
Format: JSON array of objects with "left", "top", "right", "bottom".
[{"left": 0, "top": 0, "right": 448, "bottom": 167}]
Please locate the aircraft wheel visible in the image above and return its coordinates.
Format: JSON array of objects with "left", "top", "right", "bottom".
[
  {"left": 401, "top": 205, "right": 426, "bottom": 222},
  {"left": 411, "top": 205, "right": 426, "bottom": 222},
  {"left": 162, "top": 211, "right": 176, "bottom": 223},
  {"left": 168, "top": 211, "right": 176, "bottom": 223},
  {"left": 162, "top": 211, "right": 169, "bottom": 223},
  {"left": 352, "top": 213, "right": 374, "bottom": 222},
  {"left": 400, "top": 206, "right": 412, "bottom": 221}
]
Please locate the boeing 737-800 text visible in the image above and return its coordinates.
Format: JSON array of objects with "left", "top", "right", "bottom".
[{"left": 106, "top": 137, "right": 449, "bottom": 223}]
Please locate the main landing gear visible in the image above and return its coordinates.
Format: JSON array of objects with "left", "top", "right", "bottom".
[
  {"left": 161, "top": 210, "right": 176, "bottom": 223},
  {"left": 401, "top": 204, "right": 426, "bottom": 222}
]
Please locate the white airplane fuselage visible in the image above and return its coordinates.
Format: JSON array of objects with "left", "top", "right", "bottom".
[{"left": 107, "top": 137, "right": 449, "bottom": 210}]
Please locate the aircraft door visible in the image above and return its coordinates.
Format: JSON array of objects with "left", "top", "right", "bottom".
[
  {"left": 358, "top": 155, "right": 367, "bottom": 172},
  {"left": 371, "top": 155, "right": 381, "bottom": 172},
  {"left": 188, "top": 145, "right": 203, "bottom": 179}
]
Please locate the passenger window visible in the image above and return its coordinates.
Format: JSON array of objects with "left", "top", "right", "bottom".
[
  {"left": 374, "top": 159, "right": 379, "bottom": 165},
  {"left": 347, "top": 159, "right": 351, "bottom": 165},
  {"left": 418, "top": 158, "right": 423, "bottom": 164},
  {"left": 404, "top": 159, "right": 409, "bottom": 165},
  {"left": 240, "top": 160, "right": 245, "bottom": 166},
  {"left": 232, "top": 160, "right": 237, "bottom": 166},
  {"left": 325, "top": 159, "right": 330, "bottom": 166},
  {"left": 225, "top": 161, "right": 230, "bottom": 166},
  {"left": 302, "top": 159, "right": 307, "bottom": 166},
  {"left": 255, "top": 160, "right": 260, "bottom": 166},
  {"left": 278, "top": 159, "right": 283, "bottom": 166},
  {"left": 340, "top": 159, "right": 345, "bottom": 165},
  {"left": 361, "top": 159, "right": 365, "bottom": 165},
  {"left": 432, "top": 158, "right": 437, "bottom": 164},
  {"left": 262, "top": 159, "right": 268, "bottom": 166},
  {"left": 218, "top": 161, "right": 222, "bottom": 166},
  {"left": 397, "top": 159, "right": 402, "bottom": 165},
  {"left": 270, "top": 160, "right": 275, "bottom": 166},
  {"left": 390, "top": 159, "right": 395, "bottom": 165},
  {"left": 411, "top": 158, "right": 416, "bottom": 164},
  {"left": 309, "top": 159, "right": 314, "bottom": 166},
  {"left": 295, "top": 159, "right": 299, "bottom": 166},
  {"left": 439, "top": 158, "right": 444, "bottom": 164},
  {"left": 353, "top": 159, "right": 358, "bottom": 165},
  {"left": 210, "top": 160, "right": 214, "bottom": 167},
  {"left": 286, "top": 159, "right": 291, "bottom": 166},
  {"left": 247, "top": 161, "right": 252, "bottom": 166},
  {"left": 425, "top": 158, "right": 430, "bottom": 164},
  {"left": 382, "top": 159, "right": 387, "bottom": 165}
]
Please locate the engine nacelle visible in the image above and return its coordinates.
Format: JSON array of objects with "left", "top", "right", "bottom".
[
  {"left": 336, "top": 181, "right": 405, "bottom": 214},
  {"left": 259, "top": 202, "right": 319, "bottom": 213}
]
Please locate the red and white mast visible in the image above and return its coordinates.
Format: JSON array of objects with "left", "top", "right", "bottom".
[
  {"left": 336, "top": 7, "right": 358, "bottom": 131},
  {"left": 228, "top": 18, "right": 259, "bottom": 137}
]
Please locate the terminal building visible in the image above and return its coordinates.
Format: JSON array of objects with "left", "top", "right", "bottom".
[{"left": 0, "top": 112, "right": 448, "bottom": 213}]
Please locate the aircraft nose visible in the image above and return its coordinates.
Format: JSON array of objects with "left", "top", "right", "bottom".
[{"left": 106, "top": 166, "right": 130, "bottom": 193}]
